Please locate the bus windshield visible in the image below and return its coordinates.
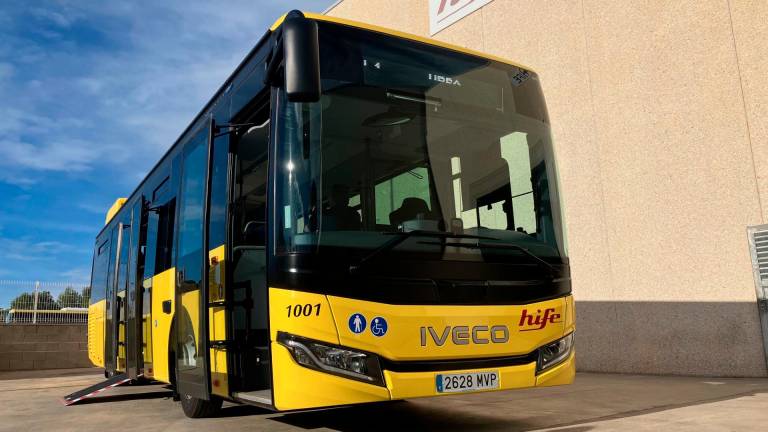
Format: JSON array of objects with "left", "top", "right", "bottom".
[{"left": 274, "top": 22, "right": 566, "bottom": 276}]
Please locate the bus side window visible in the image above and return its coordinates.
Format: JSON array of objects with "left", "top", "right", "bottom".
[
  {"left": 91, "top": 239, "right": 110, "bottom": 304},
  {"left": 144, "top": 207, "right": 159, "bottom": 279},
  {"left": 143, "top": 198, "right": 176, "bottom": 279}
]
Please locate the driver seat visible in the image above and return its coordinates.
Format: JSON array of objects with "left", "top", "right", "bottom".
[{"left": 389, "top": 197, "right": 430, "bottom": 227}]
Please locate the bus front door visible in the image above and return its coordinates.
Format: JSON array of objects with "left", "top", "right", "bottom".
[{"left": 229, "top": 107, "right": 272, "bottom": 403}]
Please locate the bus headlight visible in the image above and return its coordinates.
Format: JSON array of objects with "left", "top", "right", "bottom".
[
  {"left": 277, "top": 332, "right": 385, "bottom": 386},
  {"left": 537, "top": 332, "right": 574, "bottom": 373}
]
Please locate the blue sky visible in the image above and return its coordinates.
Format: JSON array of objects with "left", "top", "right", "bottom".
[{"left": 0, "top": 0, "right": 331, "bottom": 305}]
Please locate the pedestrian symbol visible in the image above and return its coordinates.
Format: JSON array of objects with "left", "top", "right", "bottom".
[
  {"left": 348, "top": 313, "right": 366, "bottom": 334},
  {"left": 370, "top": 317, "right": 388, "bottom": 337}
]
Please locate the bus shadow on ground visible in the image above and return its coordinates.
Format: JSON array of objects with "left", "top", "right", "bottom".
[
  {"left": 263, "top": 384, "right": 768, "bottom": 432},
  {"left": 267, "top": 401, "right": 546, "bottom": 432}
]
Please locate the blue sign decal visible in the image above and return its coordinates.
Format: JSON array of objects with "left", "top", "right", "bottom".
[
  {"left": 370, "top": 316, "right": 388, "bottom": 337},
  {"left": 436, "top": 374, "right": 444, "bottom": 392},
  {"left": 348, "top": 313, "right": 366, "bottom": 334}
]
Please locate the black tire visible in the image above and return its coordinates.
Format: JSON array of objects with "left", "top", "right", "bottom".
[
  {"left": 180, "top": 393, "right": 223, "bottom": 418},
  {"left": 174, "top": 356, "right": 222, "bottom": 418}
]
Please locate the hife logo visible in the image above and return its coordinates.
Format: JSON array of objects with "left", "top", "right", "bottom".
[
  {"left": 430, "top": 0, "right": 493, "bottom": 35},
  {"left": 436, "top": 0, "right": 471, "bottom": 15},
  {"left": 518, "top": 308, "right": 562, "bottom": 331}
]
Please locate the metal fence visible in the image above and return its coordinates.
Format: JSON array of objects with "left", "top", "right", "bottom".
[{"left": 0, "top": 280, "right": 91, "bottom": 325}]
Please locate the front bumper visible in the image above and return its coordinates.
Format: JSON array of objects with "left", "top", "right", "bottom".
[
  {"left": 271, "top": 341, "right": 576, "bottom": 410},
  {"left": 386, "top": 350, "right": 575, "bottom": 399}
]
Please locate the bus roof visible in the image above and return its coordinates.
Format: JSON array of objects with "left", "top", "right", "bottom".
[
  {"left": 105, "top": 198, "right": 127, "bottom": 225},
  {"left": 270, "top": 11, "right": 536, "bottom": 73}
]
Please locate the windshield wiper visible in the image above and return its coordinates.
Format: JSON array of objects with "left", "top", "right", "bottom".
[
  {"left": 348, "top": 230, "right": 498, "bottom": 274},
  {"left": 417, "top": 241, "right": 559, "bottom": 278}
]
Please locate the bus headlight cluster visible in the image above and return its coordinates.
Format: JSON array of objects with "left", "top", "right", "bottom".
[
  {"left": 277, "top": 332, "right": 385, "bottom": 386},
  {"left": 536, "top": 332, "right": 574, "bottom": 373}
]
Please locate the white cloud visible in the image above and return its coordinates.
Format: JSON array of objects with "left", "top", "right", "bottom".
[
  {"left": 0, "top": 0, "right": 331, "bottom": 285},
  {"left": 77, "top": 201, "right": 107, "bottom": 214},
  {"left": 0, "top": 0, "right": 331, "bottom": 186},
  {"left": 29, "top": 7, "right": 77, "bottom": 28},
  {"left": 0, "top": 173, "right": 37, "bottom": 187},
  {"left": 0, "top": 212, "right": 98, "bottom": 234},
  {"left": 58, "top": 267, "right": 91, "bottom": 284},
  {"left": 0, "top": 236, "right": 88, "bottom": 262},
  {"left": 1, "top": 138, "right": 100, "bottom": 172}
]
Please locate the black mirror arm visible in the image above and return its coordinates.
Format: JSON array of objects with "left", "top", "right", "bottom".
[{"left": 213, "top": 122, "right": 265, "bottom": 138}]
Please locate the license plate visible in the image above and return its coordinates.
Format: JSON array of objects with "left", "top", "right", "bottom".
[{"left": 436, "top": 370, "right": 500, "bottom": 393}]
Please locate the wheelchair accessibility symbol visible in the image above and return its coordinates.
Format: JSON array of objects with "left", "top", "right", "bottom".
[{"left": 370, "top": 317, "right": 388, "bottom": 337}]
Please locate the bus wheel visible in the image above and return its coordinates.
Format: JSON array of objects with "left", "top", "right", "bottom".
[{"left": 180, "top": 393, "right": 222, "bottom": 418}]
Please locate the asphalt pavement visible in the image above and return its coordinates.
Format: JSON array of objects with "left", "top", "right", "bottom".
[{"left": 0, "top": 368, "right": 766, "bottom": 431}]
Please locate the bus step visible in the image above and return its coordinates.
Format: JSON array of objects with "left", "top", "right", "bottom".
[
  {"left": 61, "top": 373, "right": 139, "bottom": 406},
  {"left": 232, "top": 390, "right": 272, "bottom": 407}
]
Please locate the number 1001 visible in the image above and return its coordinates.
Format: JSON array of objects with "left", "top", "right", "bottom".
[{"left": 286, "top": 303, "right": 321, "bottom": 317}]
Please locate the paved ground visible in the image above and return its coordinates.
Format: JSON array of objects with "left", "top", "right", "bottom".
[{"left": 0, "top": 368, "right": 766, "bottom": 431}]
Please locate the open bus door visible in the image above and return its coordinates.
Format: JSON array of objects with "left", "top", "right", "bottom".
[
  {"left": 103, "top": 228, "right": 117, "bottom": 375},
  {"left": 228, "top": 106, "right": 273, "bottom": 406},
  {"left": 173, "top": 120, "right": 220, "bottom": 416},
  {"left": 126, "top": 201, "right": 146, "bottom": 379},
  {"left": 115, "top": 221, "right": 133, "bottom": 374},
  {"left": 105, "top": 221, "right": 131, "bottom": 376}
]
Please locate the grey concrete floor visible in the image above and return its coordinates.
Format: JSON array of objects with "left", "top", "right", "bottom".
[{"left": 0, "top": 368, "right": 766, "bottom": 431}]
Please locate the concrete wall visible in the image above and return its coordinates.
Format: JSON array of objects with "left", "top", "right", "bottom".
[
  {"left": 0, "top": 325, "right": 92, "bottom": 371},
  {"left": 326, "top": 0, "right": 768, "bottom": 376}
]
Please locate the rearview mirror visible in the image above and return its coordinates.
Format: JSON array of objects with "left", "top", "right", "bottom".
[{"left": 282, "top": 12, "right": 321, "bottom": 103}]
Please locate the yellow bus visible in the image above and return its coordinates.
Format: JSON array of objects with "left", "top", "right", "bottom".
[{"left": 85, "top": 10, "right": 574, "bottom": 418}]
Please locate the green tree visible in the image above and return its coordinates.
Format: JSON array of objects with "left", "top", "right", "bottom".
[
  {"left": 80, "top": 286, "right": 92, "bottom": 305},
  {"left": 10, "top": 291, "right": 60, "bottom": 310},
  {"left": 36, "top": 291, "right": 59, "bottom": 310},
  {"left": 10, "top": 292, "right": 34, "bottom": 310},
  {"left": 58, "top": 287, "right": 85, "bottom": 308}
]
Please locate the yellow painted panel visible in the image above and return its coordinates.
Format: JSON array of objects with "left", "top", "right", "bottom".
[
  {"left": 150, "top": 268, "right": 175, "bottom": 383},
  {"left": 270, "top": 288, "right": 390, "bottom": 409},
  {"left": 105, "top": 198, "right": 127, "bottom": 225},
  {"left": 269, "top": 12, "right": 534, "bottom": 72},
  {"left": 269, "top": 288, "right": 339, "bottom": 344},
  {"left": 142, "top": 278, "right": 153, "bottom": 375},
  {"left": 208, "top": 245, "right": 227, "bottom": 343},
  {"left": 180, "top": 290, "right": 200, "bottom": 349},
  {"left": 271, "top": 342, "right": 390, "bottom": 410},
  {"left": 328, "top": 296, "right": 566, "bottom": 361},
  {"left": 117, "top": 291, "right": 126, "bottom": 372},
  {"left": 87, "top": 299, "right": 105, "bottom": 368},
  {"left": 564, "top": 295, "right": 575, "bottom": 334},
  {"left": 208, "top": 244, "right": 228, "bottom": 397},
  {"left": 209, "top": 308, "right": 227, "bottom": 346},
  {"left": 209, "top": 348, "right": 228, "bottom": 397},
  {"left": 535, "top": 351, "right": 576, "bottom": 387},
  {"left": 270, "top": 287, "right": 572, "bottom": 409},
  {"left": 386, "top": 362, "right": 536, "bottom": 400}
]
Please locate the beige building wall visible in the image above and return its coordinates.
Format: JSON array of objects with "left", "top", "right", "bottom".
[{"left": 326, "top": 0, "right": 768, "bottom": 377}]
